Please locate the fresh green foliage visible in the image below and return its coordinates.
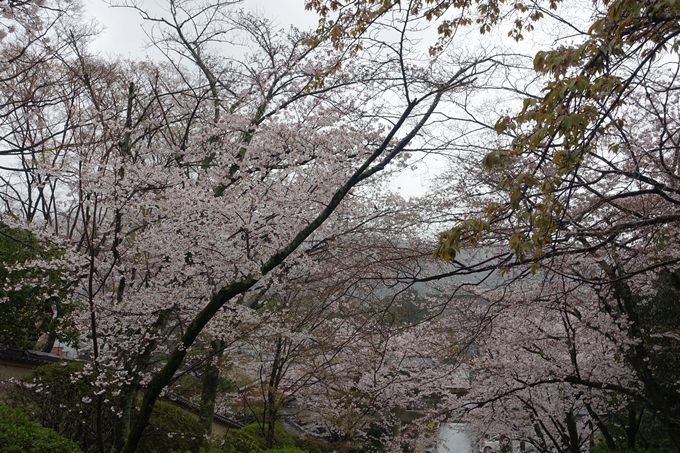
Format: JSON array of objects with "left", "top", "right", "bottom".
[
  {"left": 0, "top": 405, "right": 81, "bottom": 453},
  {"left": 305, "top": 0, "right": 561, "bottom": 53},
  {"left": 436, "top": 0, "right": 680, "bottom": 263}
]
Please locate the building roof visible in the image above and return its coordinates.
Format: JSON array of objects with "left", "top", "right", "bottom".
[
  {"left": 164, "top": 392, "right": 243, "bottom": 429},
  {"left": 0, "top": 344, "right": 66, "bottom": 366}
]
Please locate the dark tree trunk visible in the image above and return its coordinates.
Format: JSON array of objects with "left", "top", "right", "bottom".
[
  {"left": 41, "top": 331, "right": 57, "bottom": 353},
  {"left": 584, "top": 402, "right": 617, "bottom": 451},
  {"left": 199, "top": 339, "right": 224, "bottom": 434},
  {"left": 565, "top": 410, "right": 580, "bottom": 453},
  {"left": 264, "top": 337, "right": 286, "bottom": 450}
]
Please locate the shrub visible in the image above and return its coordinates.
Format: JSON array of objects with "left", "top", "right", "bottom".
[
  {"left": 13, "top": 363, "right": 212, "bottom": 453},
  {"left": 13, "top": 362, "right": 115, "bottom": 452},
  {"left": 223, "top": 423, "right": 299, "bottom": 453},
  {"left": 265, "top": 448, "right": 308, "bottom": 453},
  {"left": 223, "top": 424, "right": 264, "bottom": 453},
  {"left": 0, "top": 405, "right": 81, "bottom": 453},
  {"left": 591, "top": 448, "right": 670, "bottom": 453},
  {"left": 172, "top": 446, "right": 223, "bottom": 453},
  {"left": 293, "top": 435, "right": 358, "bottom": 453},
  {"left": 137, "top": 401, "right": 205, "bottom": 453}
]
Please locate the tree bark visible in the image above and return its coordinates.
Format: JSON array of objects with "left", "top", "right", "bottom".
[
  {"left": 113, "top": 309, "right": 171, "bottom": 453},
  {"left": 565, "top": 410, "right": 580, "bottom": 453},
  {"left": 199, "top": 339, "right": 224, "bottom": 435}
]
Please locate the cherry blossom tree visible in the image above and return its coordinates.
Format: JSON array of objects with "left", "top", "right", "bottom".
[
  {"left": 305, "top": 0, "right": 680, "bottom": 450},
  {"left": 436, "top": 24, "right": 680, "bottom": 453},
  {"left": 440, "top": 273, "right": 630, "bottom": 453},
  {"left": 0, "top": 1, "right": 510, "bottom": 452}
]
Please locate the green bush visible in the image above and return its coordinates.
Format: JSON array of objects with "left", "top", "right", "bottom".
[
  {"left": 223, "top": 423, "right": 299, "bottom": 453},
  {"left": 293, "top": 436, "right": 327, "bottom": 453},
  {"left": 0, "top": 405, "right": 81, "bottom": 453},
  {"left": 591, "top": 446, "right": 671, "bottom": 453},
  {"left": 14, "top": 363, "right": 213, "bottom": 453},
  {"left": 13, "top": 362, "right": 115, "bottom": 452},
  {"left": 137, "top": 401, "right": 205, "bottom": 453},
  {"left": 223, "top": 426, "right": 263, "bottom": 453},
  {"left": 172, "top": 447, "right": 224, "bottom": 453},
  {"left": 222, "top": 422, "right": 362, "bottom": 453},
  {"left": 293, "top": 435, "right": 358, "bottom": 453},
  {"left": 265, "top": 448, "right": 308, "bottom": 453}
]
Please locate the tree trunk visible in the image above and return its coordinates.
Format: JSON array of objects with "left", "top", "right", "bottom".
[
  {"left": 565, "top": 410, "right": 580, "bottom": 453},
  {"left": 264, "top": 337, "right": 285, "bottom": 450},
  {"left": 41, "top": 331, "right": 57, "bottom": 353},
  {"left": 112, "top": 384, "right": 138, "bottom": 453},
  {"left": 199, "top": 339, "right": 224, "bottom": 434},
  {"left": 584, "top": 401, "right": 617, "bottom": 451},
  {"left": 625, "top": 405, "right": 637, "bottom": 450},
  {"left": 113, "top": 309, "right": 171, "bottom": 453}
]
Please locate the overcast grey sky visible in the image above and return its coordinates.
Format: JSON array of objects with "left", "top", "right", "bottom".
[{"left": 86, "top": 0, "right": 318, "bottom": 58}]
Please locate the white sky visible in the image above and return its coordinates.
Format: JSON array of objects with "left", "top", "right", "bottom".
[{"left": 86, "top": 0, "right": 319, "bottom": 58}]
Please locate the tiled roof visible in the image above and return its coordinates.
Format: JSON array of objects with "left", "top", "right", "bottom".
[
  {"left": 0, "top": 344, "right": 67, "bottom": 365},
  {"left": 164, "top": 392, "right": 243, "bottom": 429}
]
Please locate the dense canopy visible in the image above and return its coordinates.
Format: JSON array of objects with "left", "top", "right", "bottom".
[{"left": 1, "top": 0, "right": 679, "bottom": 452}]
